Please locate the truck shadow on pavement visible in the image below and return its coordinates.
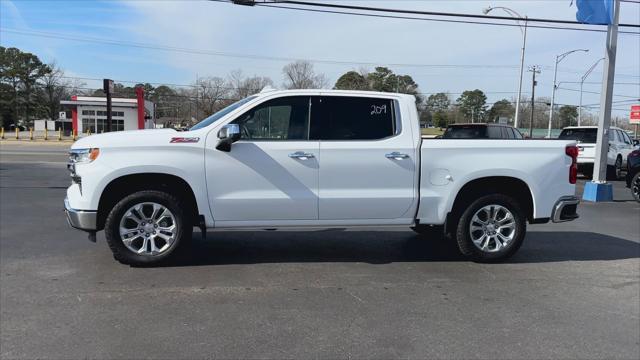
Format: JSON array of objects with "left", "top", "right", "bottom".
[{"left": 162, "top": 230, "right": 640, "bottom": 267}]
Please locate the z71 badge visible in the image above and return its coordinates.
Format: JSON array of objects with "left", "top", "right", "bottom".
[{"left": 170, "top": 137, "right": 200, "bottom": 143}]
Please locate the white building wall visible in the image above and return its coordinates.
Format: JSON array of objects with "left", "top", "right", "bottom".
[{"left": 77, "top": 105, "right": 138, "bottom": 133}]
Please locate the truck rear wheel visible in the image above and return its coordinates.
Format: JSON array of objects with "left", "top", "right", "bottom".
[
  {"left": 455, "top": 194, "right": 526, "bottom": 262},
  {"left": 104, "top": 190, "right": 192, "bottom": 266}
]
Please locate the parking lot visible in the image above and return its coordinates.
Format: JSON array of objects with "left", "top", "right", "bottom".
[{"left": 1, "top": 141, "right": 639, "bottom": 359}]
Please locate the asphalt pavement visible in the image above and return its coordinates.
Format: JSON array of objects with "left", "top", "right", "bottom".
[{"left": 1, "top": 142, "right": 639, "bottom": 359}]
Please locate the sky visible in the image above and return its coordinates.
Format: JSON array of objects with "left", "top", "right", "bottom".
[{"left": 1, "top": 0, "right": 639, "bottom": 119}]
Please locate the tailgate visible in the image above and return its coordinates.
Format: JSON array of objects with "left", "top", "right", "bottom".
[{"left": 577, "top": 143, "right": 595, "bottom": 162}]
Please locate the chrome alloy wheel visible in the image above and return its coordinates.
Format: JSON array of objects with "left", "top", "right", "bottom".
[
  {"left": 615, "top": 158, "right": 623, "bottom": 180},
  {"left": 469, "top": 204, "right": 516, "bottom": 253},
  {"left": 632, "top": 173, "right": 640, "bottom": 201},
  {"left": 119, "top": 202, "right": 177, "bottom": 256}
]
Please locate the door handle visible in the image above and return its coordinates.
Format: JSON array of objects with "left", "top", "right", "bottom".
[
  {"left": 385, "top": 152, "right": 410, "bottom": 160},
  {"left": 289, "top": 151, "right": 315, "bottom": 160}
]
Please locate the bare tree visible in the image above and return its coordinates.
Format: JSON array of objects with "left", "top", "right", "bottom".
[
  {"left": 39, "top": 61, "right": 70, "bottom": 122},
  {"left": 228, "top": 70, "right": 273, "bottom": 99},
  {"left": 194, "top": 76, "right": 229, "bottom": 117},
  {"left": 282, "top": 60, "right": 327, "bottom": 89}
]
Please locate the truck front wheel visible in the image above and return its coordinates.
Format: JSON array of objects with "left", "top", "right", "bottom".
[
  {"left": 104, "top": 190, "right": 192, "bottom": 266},
  {"left": 455, "top": 194, "right": 526, "bottom": 262}
]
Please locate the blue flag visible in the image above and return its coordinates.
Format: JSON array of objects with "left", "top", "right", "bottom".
[{"left": 575, "top": 0, "right": 614, "bottom": 25}]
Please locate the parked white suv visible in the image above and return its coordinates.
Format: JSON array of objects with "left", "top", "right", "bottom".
[
  {"left": 65, "top": 89, "right": 580, "bottom": 265},
  {"left": 558, "top": 126, "right": 635, "bottom": 179}
]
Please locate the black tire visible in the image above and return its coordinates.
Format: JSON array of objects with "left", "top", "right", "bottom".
[
  {"left": 411, "top": 224, "right": 445, "bottom": 239},
  {"left": 631, "top": 172, "right": 640, "bottom": 203},
  {"left": 104, "top": 190, "right": 192, "bottom": 266},
  {"left": 455, "top": 194, "right": 526, "bottom": 263},
  {"left": 607, "top": 156, "right": 623, "bottom": 181},
  {"left": 580, "top": 165, "right": 593, "bottom": 179}
]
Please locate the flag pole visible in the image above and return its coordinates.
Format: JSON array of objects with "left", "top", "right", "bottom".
[{"left": 583, "top": 0, "right": 619, "bottom": 202}]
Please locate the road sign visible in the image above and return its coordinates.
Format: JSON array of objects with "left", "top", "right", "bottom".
[
  {"left": 630, "top": 105, "right": 640, "bottom": 124},
  {"left": 59, "top": 111, "right": 66, "bottom": 120}
]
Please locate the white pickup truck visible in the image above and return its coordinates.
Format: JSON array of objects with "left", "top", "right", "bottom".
[{"left": 65, "top": 89, "right": 580, "bottom": 265}]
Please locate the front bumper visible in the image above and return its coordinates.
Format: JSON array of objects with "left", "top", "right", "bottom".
[
  {"left": 64, "top": 197, "right": 97, "bottom": 231},
  {"left": 551, "top": 196, "right": 580, "bottom": 223}
]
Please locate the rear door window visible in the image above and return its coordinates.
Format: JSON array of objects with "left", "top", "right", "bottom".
[
  {"left": 559, "top": 128, "right": 597, "bottom": 143},
  {"left": 311, "top": 96, "right": 396, "bottom": 140},
  {"left": 512, "top": 128, "right": 524, "bottom": 139},
  {"left": 487, "top": 126, "right": 503, "bottom": 139},
  {"left": 443, "top": 125, "right": 488, "bottom": 139}
]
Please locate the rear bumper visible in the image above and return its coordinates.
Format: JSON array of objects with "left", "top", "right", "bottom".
[
  {"left": 64, "top": 197, "right": 97, "bottom": 231},
  {"left": 551, "top": 196, "right": 580, "bottom": 223}
]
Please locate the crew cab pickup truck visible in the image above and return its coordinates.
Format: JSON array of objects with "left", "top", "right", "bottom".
[{"left": 65, "top": 89, "right": 580, "bottom": 265}]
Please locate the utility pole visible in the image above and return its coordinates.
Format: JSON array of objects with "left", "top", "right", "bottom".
[
  {"left": 528, "top": 66, "right": 540, "bottom": 138},
  {"left": 103, "top": 79, "right": 113, "bottom": 132}
]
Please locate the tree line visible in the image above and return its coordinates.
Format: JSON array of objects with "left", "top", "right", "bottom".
[{"left": 1, "top": 46, "right": 598, "bottom": 130}]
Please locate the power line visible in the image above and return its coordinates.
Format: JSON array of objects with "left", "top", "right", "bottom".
[
  {"left": 0, "top": 28, "right": 538, "bottom": 69},
  {"left": 243, "top": 2, "right": 640, "bottom": 35},
  {"left": 559, "top": 81, "right": 640, "bottom": 85},
  {"left": 5, "top": 27, "right": 639, "bottom": 80},
  {"left": 556, "top": 87, "right": 640, "bottom": 98},
  {"left": 241, "top": 0, "right": 640, "bottom": 29}
]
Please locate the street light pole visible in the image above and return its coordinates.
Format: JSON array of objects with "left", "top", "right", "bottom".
[
  {"left": 483, "top": 6, "right": 527, "bottom": 130},
  {"left": 547, "top": 49, "right": 589, "bottom": 138},
  {"left": 579, "top": 57, "right": 605, "bottom": 126}
]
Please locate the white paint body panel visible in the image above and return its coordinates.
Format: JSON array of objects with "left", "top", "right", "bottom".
[
  {"left": 417, "top": 139, "right": 575, "bottom": 224},
  {"left": 204, "top": 140, "right": 319, "bottom": 222},
  {"left": 67, "top": 89, "right": 577, "bottom": 231}
]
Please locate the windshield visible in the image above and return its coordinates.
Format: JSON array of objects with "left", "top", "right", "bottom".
[
  {"left": 190, "top": 96, "right": 258, "bottom": 131},
  {"left": 558, "top": 128, "right": 597, "bottom": 143},
  {"left": 443, "top": 125, "right": 488, "bottom": 139}
]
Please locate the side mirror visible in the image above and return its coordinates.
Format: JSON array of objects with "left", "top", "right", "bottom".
[
  {"left": 216, "top": 124, "right": 241, "bottom": 152},
  {"left": 633, "top": 139, "right": 639, "bottom": 146}
]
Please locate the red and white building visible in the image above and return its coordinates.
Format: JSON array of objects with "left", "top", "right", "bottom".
[{"left": 61, "top": 88, "right": 154, "bottom": 134}]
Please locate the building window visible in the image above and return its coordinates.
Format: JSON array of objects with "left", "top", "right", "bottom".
[
  {"left": 97, "top": 110, "right": 125, "bottom": 117},
  {"left": 96, "top": 118, "right": 125, "bottom": 132},
  {"left": 82, "top": 110, "right": 95, "bottom": 116},
  {"left": 82, "top": 118, "right": 96, "bottom": 133}
]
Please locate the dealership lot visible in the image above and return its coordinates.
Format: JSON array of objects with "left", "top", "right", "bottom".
[{"left": 1, "top": 142, "right": 639, "bottom": 359}]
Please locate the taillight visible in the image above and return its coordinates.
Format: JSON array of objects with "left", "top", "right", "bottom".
[{"left": 566, "top": 145, "right": 579, "bottom": 184}]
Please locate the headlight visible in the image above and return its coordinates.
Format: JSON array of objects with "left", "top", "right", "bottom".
[{"left": 69, "top": 148, "right": 100, "bottom": 163}]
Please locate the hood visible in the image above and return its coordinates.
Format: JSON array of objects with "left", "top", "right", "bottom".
[{"left": 71, "top": 128, "right": 180, "bottom": 149}]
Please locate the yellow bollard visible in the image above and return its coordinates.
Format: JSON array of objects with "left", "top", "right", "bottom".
[
  {"left": 29, "top": 128, "right": 33, "bottom": 140},
  {"left": 73, "top": 130, "right": 77, "bottom": 141},
  {"left": 1, "top": 127, "right": 4, "bottom": 139},
  {"left": 44, "top": 128, "right": 48, "bottom": 141},
  {"left": 58, "top": 128, "right": 62, "bottom": 141},
  {"left": 15, "top": 128, "right": 19, "bottom": 139}
]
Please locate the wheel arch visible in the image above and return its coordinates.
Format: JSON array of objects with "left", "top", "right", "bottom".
[
  {"left": 97, "top": 173, "right": 200, "bottom": 231},
  {"left": 446, "top": 176, "right": 534, "bottom": 234}
]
